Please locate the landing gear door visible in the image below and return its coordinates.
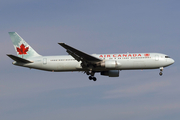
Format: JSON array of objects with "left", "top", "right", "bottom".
[{"left": 155, "top": 55, "right": 159, "bottom": 61}]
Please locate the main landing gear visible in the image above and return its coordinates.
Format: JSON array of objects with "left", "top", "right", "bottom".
[
  {"left": 159, "top": 67, "right": 163, "bottom": 76},
  {"left": 89, "top": 76, "right": 97, "bottom": 81},
  {"left": 86, "top": 71, "right": 97, "bottom": 81}
]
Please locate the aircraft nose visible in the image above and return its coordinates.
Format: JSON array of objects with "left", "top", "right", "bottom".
[{"left": 170, "top": 58, "right": 175, "bottom": 64}]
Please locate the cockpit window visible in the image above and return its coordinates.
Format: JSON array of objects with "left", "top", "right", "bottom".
[{"left": 165, "top": 56, "right": 170, "bottom": 58}]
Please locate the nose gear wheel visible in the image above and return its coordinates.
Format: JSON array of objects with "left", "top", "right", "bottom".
[{"left": 159, "top": 67, "right": 163, "bottom": 76}]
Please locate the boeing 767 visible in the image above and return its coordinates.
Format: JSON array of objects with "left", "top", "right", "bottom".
[{"left": 7, "top": 32, "right": 174, "bottom": 81}]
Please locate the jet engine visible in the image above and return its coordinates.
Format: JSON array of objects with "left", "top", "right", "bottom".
[{"left": 101, "top": 70, "right": 119, "bottom": 77}]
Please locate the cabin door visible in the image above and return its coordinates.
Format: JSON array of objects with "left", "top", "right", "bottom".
[
  {"left": 155, "top": 55, "right": 159, "bottom": 61},
  {"left": 43, "top": 58, "right": 47, "bottom": 65}
]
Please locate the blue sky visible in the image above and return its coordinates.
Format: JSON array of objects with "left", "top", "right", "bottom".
[{"left": 1, "top": 0, "right": 180, "bottom": 120}]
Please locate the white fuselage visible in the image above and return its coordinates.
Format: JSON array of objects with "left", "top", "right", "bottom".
[
  {"left": 13, "top": 53, "right": 174, "bottom": 72},
  {"left": 8, "top": 32, "right": 175, "bottom": 80}
]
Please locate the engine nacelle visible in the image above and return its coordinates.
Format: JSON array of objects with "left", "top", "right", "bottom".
[
  {"left": 101, "top": 60, "right": 121, "bottom": 69},
  {"left": 101, "top": 70, "right": 119, "bottom": 77}
]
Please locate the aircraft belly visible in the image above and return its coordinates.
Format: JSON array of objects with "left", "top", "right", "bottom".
[
  {"left": 119, "top": 59, "right": 160, "bottom": 70},
  {"left": 133, "top": 61, "right": 146, "bottom": 68},
  {"left": 23, "top": 62, "right": 44, "bottom": 70},
  {"left": 24, "top": 60, "right": 79, "bottom": 71},
  {"left": 57, "top": 61, "right": 80, "bottom": 71}
]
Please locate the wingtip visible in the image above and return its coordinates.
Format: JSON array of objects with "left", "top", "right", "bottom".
[
  {"left": 8, "top": 32, "right": 16, "bottom": 34},
  {"left": 6, "top": 54, "right": 11, "bottom": 56},
  {"left": 8, "top": 32, "right": 18, "bottom": 36},
  {"left": 58, "top": 43, "right": 65, "bottom": 45}
]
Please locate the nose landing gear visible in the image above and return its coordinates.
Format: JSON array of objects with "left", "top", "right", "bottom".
[
  {"left": 159, "top": 72, "right": 163, "bottom": 76},
  {"left": 159, "top": 67, "right": 163, "bottom": 76}
]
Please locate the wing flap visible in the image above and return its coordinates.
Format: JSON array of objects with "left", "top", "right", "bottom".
[
  {"left": 58, "top": 43, "right": 102, "bottom": 62},
  {"left": 7, "top": 54, "right": 33, "bottom": 63}
]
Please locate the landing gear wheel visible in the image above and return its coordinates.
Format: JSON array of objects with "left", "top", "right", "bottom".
[
  {"left": 93, "top": 77, "right": 97, "bottom": 81},
  {"left": 89, "top": 76, "right": 93, "bottom": 80},
  {"left": 88, "top": 76, "right": 97, "bottom": 81},
  {"left": 159, "top": 67, "right": 163, "bottom": 76},
  {"left": 159, "top": 72, "right": 163, "bottom": 76}
]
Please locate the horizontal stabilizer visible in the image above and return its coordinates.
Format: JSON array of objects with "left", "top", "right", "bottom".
[{"left": 7, "top": 54, "right": 33, "bottom": 63}]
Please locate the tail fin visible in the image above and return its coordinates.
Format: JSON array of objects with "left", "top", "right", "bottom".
[{"left": 8, "top": 32, "right": 41, "bottom": 59}]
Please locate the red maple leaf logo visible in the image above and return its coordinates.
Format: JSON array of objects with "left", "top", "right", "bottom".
[
  {"left": 144, "top": 53, "right": 150, "bottom": 57},
  {"left": 16, "top": 44, "right": 29, "bottom": 55}
]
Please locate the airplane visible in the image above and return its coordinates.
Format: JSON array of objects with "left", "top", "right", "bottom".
[{"left": 7, "top": 32, "right": 175, "bottom": 81}]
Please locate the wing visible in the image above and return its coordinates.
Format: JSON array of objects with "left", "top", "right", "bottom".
[{"left": 58, "top": 43, "right": 102, "bottom": 63}]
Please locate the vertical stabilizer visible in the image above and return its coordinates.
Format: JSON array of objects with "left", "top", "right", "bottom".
[{"left": 9, "top": 32, "right": 41, "bottom": 59}]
